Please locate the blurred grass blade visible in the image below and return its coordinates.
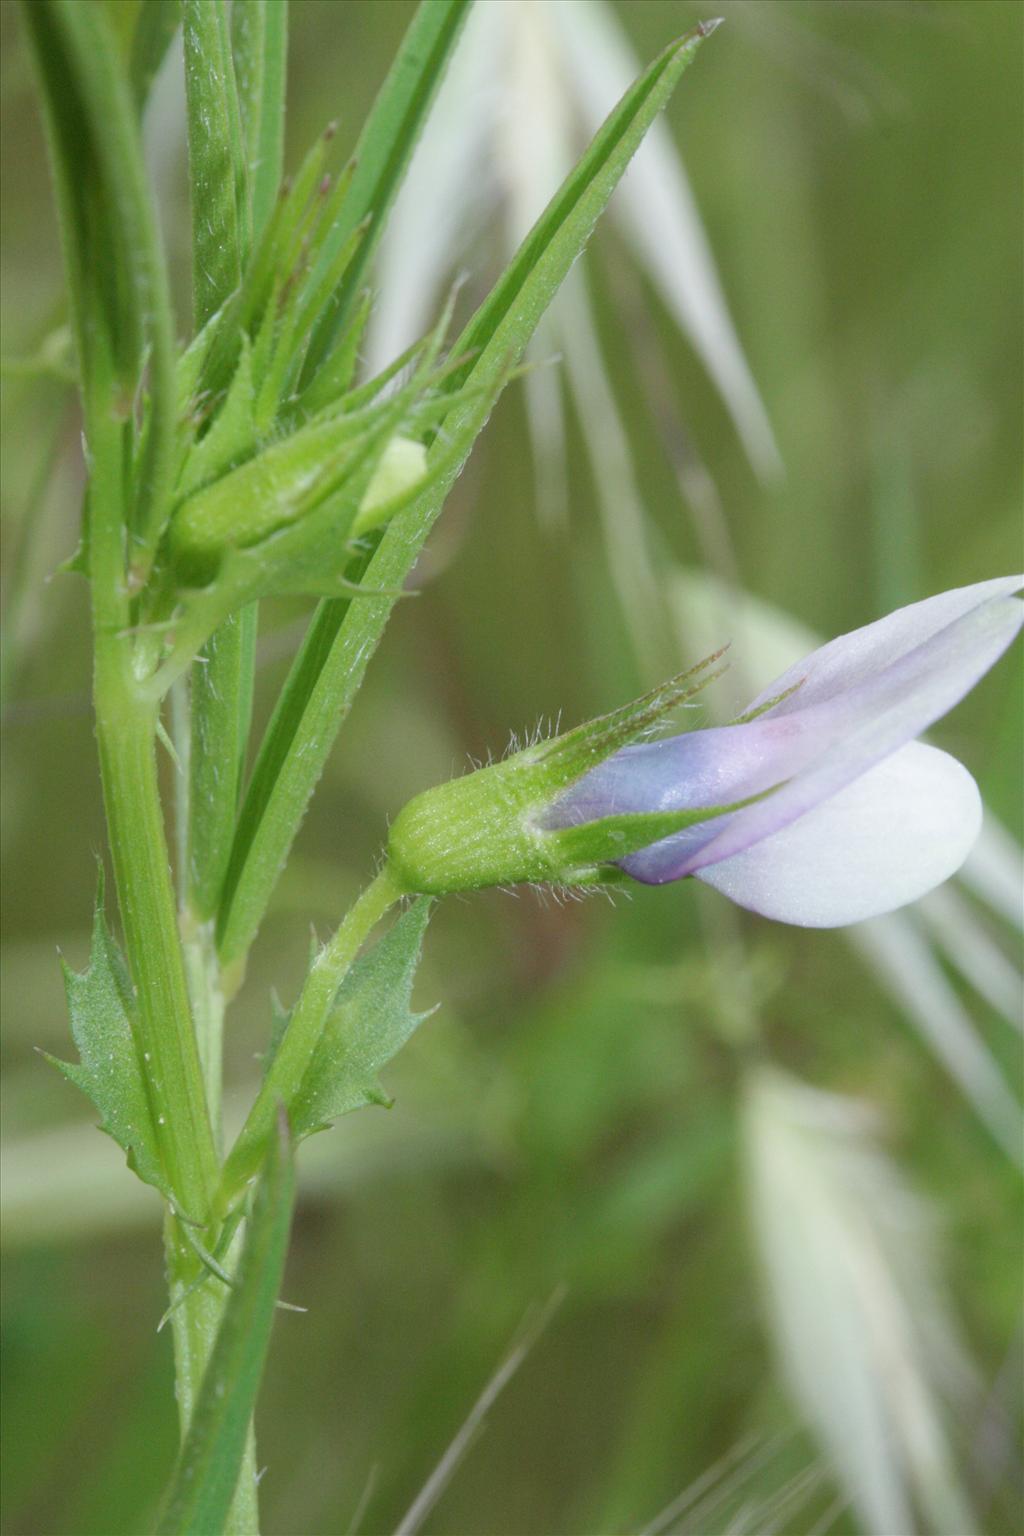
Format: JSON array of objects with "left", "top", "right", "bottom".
[
  {"left": 550, "top": 0, "right": 781, "bottom": 479},
  {"left": 743, "top": 1066, "right": 977, "bottom": 1536},
  {"left": 363, "top": 1, "right": 499, "bottom": 377},
  {"left": 299, "top": 0, "right": 471, "bottom": 385},
  {"left": 958, "top": 809, "right": 1024, "bottom": 932},
  {"left": 852, "top": 912, "right": 1024, "bottom": 1167},
  {"left": 231, "top": 0, "right": 288, "bottom": 241},
  {"left": 183, "top": 0, "right": 249, "bottom": 327},
  {"left": 918, "top": 885, "right": 1023, "bottom": 1031},
  {"left": 394, "top": 1290, "right": 564, "bottom": 1536},
  {"left": 156, "top": 1111, "right": 296, "bottom": 1536},
  {"left": 216, "top": 20, "right": 720, "bottom": 968}
]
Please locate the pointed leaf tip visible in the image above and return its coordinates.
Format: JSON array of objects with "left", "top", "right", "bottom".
[{"left": 699, "top": 18, "right": 725, "bottom": 37}]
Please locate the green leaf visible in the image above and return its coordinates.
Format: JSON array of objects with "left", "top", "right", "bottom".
[
  {"left": 188, "top": 608, "right": 257, "bottom": 921},
  {"left": 181, "top": 340, "right": 259, "bottom": 926},
  {"left": 21, "top": 0, "right": 178, "bottom": 568},
  {"left": 292, "top": 288, "right": 372, "bottom": 420},
  {"left": 231, "top": 0, "right": 288, "bottom": 241},
  {"left": 183, "top": 0, "right": 250, "bottom": 328},
  {"left": 44, "top": 880, "right": 171, "bottom": 1205},
  {"left": 130, "top": 0, "right": 181, "bottom": 111},
  {"left": 181, "top": 0, "right": 283, "bottom": 949},
  {"left": 103, "top": 0, "right": 142, "bottom": 56},
  {"left": 261, "top": 992, "right": 292, "bottom": 1081},
  {"left": 156, "top": 1112, "right": 296, "bottom": 1536},
  {"left": 215, "top": 21, "right": 719, "bottom": 968},
  {"left": 177, "top": 335, "right": 256, "bottom": 500},
  {"left": 300, "top": 0, "right": 470, "bottom": 385},
  {"left": 290, "top": 899, "right": 434, "bottom": 1139}
]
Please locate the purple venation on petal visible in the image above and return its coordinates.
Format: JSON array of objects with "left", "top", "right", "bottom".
[{"left": 545, "top": 578, "right": 1023, "bottom": 887}]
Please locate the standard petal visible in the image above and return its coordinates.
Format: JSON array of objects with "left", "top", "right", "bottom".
[
  {"left": 552, "top": 586, "right": 1020, "bottom": 885},
  {"left": 670, "top": 590, "right": 1022, "bottom": 879},
  {"left": 746, "top": 575, "right": 1023, "bottom": 718},
  {"left": 695, "top": 743, "right": 982, "bottom": 927}
]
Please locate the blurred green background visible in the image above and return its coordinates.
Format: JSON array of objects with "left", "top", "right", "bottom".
[{"left": 2, "top": 3, "right": 1021, "bottom": 1534}]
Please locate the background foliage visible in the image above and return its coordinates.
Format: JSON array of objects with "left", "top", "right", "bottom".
[{"left": 2, "top": 2, "right": 1021, "bottom": 1533}]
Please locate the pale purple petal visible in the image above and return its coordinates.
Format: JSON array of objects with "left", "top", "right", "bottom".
[
  {"left": 695, "top": 744, "right": 982, "bottom": 927},
  {"left": 745, "top": 575, "right": 1022, "bottom": 718},
  {"left": 547, "top": 714, "right": 828, "bottom": 825},
  {"left": 644, "top": 591, "right": 1022, "bottom": 882}
]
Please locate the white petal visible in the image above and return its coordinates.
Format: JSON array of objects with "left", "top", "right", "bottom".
[
  {"left": 696, "top": 743, "right": 982, "bottom": 927},
  {"left": 746, "top": 575, "right": 1023, "bottom": 718},
  {"left": 678, "top": 590, "right": 1022, "bottom": 877}
]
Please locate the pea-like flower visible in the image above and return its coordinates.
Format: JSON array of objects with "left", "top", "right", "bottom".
[
  {"left": 546, "top": 576, "right": 1022, "bottom": 925},
  {"left": 387, "top": 578, "right": 1021, "bottom": 927}
]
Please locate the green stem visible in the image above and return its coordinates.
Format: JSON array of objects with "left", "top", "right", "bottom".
[
  {"left": 93, "top": 655, "right": 219, "bottom": 1222},
  {"left": 87, "top": 367, "right": 219, "bottom": 1221},
  {"left": 164, "top": 1215, "right": 259, "bottom": 1534},
  {"left": 220, "top": 864, "right": 404, "bottom": 1205}
]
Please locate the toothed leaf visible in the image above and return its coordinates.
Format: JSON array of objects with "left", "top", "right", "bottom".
[
  {"left": 45, "top": 883, "right": 171, "bottom": 1203},
  {"left": 290, "top": 899, "right": 434, "bottom": 1139}
]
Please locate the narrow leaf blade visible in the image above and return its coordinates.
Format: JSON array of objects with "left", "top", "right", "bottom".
[
  {"left": 216, "top": 22, "right": 719, "bottom": 967},
  {"left": 156, "top": 1112, "right": 296, "bottom": 1536},
  {"left": 300, "top": 0, "right": 470, "bottom": 382},
  {"left": 183, "top": 0, "right": 249, "bottom": 327},
  {"left": 231, "top": 0, "right": 288, "bottom": 240}
]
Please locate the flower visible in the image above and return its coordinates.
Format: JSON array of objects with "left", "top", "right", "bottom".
[
  {"left": 672, "top": 562, "right": 1024, "bottom": 1155},
  {"left": 389, "top": 577, "right": 1021, "bottom": 924},
  {"left": 544, "top": 576, "right": 1022, "bottom": 926},
  {"left": 671, "top": 565, "right": 1023, "bottom": 1155}
]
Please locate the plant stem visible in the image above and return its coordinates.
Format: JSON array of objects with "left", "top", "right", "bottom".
[
  {"left": 220, "top": 863, "right": 404, "bottom": 1205},
  {"left": 92, "top": 653, "right": 218, "bottom": 1221},
  {"left": 165, "top": 1215, "right": 259, "bottom": 1534},
  {"left": 87, "top": 360, "right": 218, "bottom": 1221}
]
